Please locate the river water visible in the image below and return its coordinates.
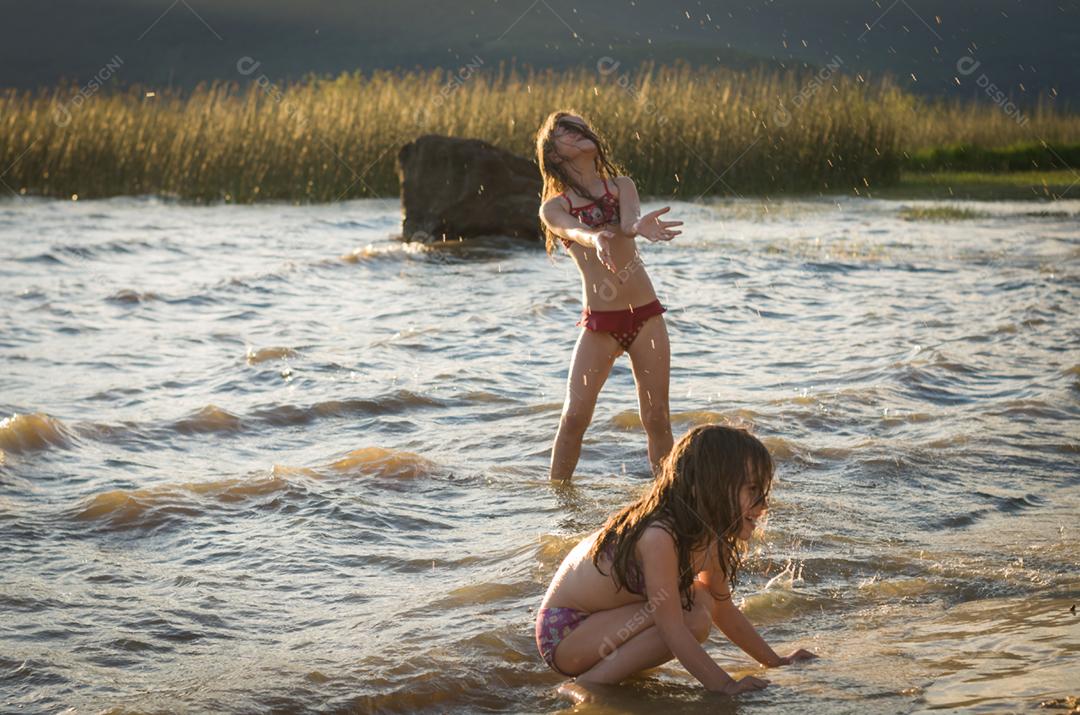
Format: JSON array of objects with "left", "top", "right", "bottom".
[{"left": 1, "top": 195, "right": 1077, "bottom": 714}]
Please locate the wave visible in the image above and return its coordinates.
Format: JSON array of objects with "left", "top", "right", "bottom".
[
  {"left": 855, "top": 574, "right": 937, "bottom": 599},
  {"left": 270, "top": 464, "right": 321, "bottom": 480},
  {"left": 314, "top": 218, "right": 377, "bottom": 230},
  {"left": 431, "top": 580, "right": 536, "bottom": 609},
  {"left": 612, "top": 410, "right": 811, "bottom": 461},
  {"left": 923, "top": 432, "right": 973, "bottom": 449},
  {"left": 612, "top": 408, "right": 762, "bottom": 430},
  {"left": 171, "top": 405, "right": 244, "bottom": 434},
  {"left": 930, "top": 492, "right": 1045, "bottom": 529},
  {"left": 340, "top": 235, "right": 532, "bottom": 265},
  {"left": 4, "top": 394, "right": 446, "bottom": 455},
  {"left": 535, "top": 532, "right": 580, "bottom": 566},
  {"left": 340, "top": 241, "right": 431, "bottom": 263},
  {"left": 245, "top": 346, "right": 299, "bottom": 364},
  {"left": 121, "top": 393, "right": 442, "bottom": 439},
  {"left": 328, "top": 447, "right": 436, "bottom": 479},
  {"left": 52, "top": 238, "right": 156, "bottom": 259},
  {"left": 367, "top": 326, "right": 444, "bottom": 349},
  {"left": 248, "top": 392, "right": 444, "bottom": 427},
  {"left": 738, "top": 560, "right": 852, "bottom": 622},
  {"left": 987, "top": 399, "right": 1074, "bottom": 421},
  {"left": 758, "top": 435, "right": 811, "bottom": 462},
  {"left": 0, "top": 412, "right": 73, "bottom": 454},
  {"left": 73, "top": 445, "right": 439, "bottom": 527},
  {"left": 107, "top": 289, "right": 161, "bottom": 304},
  {"left": 16, "top": 253, "right": 65, "bottom": 264},
  {"left": 74, "top": 472, "right": 294, "bottom": 526}
]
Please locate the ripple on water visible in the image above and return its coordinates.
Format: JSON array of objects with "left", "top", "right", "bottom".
[
  {"left": 106, "top": 289, "right": 160, "bottom": 304},
  {"left": 16, "top": 253, "right": 64, "bottom": 265},
  {"left": 931, "top": 492, "right": 1046, "bottom": 529},
  {"left": 986, "top": 399, "right": 1075, "bottom": 421},
  {"left": 901, "top": 596, "right": 1080, "bottom": 713},
  {"left": 0, "top": 656, "right": 69, "bottom": 690},
  {"left": 892, "top": 364, "right": 977, "bottom": 406},
  {"left": 247, "top": 392, "right": 445, "bottom": 426}
]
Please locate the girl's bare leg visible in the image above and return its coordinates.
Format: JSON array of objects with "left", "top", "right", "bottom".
[
  {"left": 627, "top": 315, "right": 673, "bottom": 474},
  {"left": 552, "top": 581, "right": 714, "bottom": 681},
  {"left": 549, "top": 328, "right": 622, "bottom": 481}
]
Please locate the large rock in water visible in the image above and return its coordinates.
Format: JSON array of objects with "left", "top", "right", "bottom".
[{"left": 397, "top": 135, "right": 542, "bottom": 242}]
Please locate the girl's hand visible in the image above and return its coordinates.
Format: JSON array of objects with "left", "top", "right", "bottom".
[
  {"left": 593, "top": 229, "right": 617, "bottom": 272},
  {"left": 773, "top": 648, "right": 817, "bottom": 665},
  {"left": 716, "top": 675, "right": 770, "bottom": 695},
  {"left": 633, "top": 207, "right": 683, "bottom": 242}
]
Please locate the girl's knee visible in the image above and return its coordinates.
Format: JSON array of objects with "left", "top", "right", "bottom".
[
  {"left": 639, "top": 407, "right": 670, "bottom": 434},
  {"left": 560, "top": 408, "right": 592, "bottom": 436}
]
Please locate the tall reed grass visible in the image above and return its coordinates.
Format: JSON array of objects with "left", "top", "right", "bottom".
[{"left": 0, "top": 61, "right": 1076, "bottom": 203}]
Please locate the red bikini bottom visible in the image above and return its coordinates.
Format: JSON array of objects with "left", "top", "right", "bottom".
[{"left": 577, "top": 299, "right": 666, "bottom": 351}]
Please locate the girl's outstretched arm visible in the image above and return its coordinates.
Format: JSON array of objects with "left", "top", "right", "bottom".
[
  {"left": 638, "top": 528, "right": 763, "bottom": 693},
  {"left": 613, "top": 176, "right": 642, "bottom": 236},
  {"left": 613, "top": 176, "right": 682, "bottom": 242},
  {"left": 700, "top": 557, "right": 817, "bottom": 667}
]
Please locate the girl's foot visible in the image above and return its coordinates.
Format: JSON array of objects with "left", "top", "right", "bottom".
[{"left": 556, "top": 681, "right": 598, "bottom": 705}]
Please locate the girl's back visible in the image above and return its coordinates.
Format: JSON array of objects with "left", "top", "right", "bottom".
[{"left": 540, "top": 529, "right": 652, "bottom": 614}]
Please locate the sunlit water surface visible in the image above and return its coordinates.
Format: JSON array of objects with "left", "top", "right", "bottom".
[{"left": 1, "top": 195, "right": 1077, "bottom": 714}]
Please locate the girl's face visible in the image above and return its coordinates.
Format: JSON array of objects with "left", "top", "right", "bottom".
[
  {"left": 736, "top": 479, "right": 769, "bottom": 540},
  {"left": 550, "top": 116, "right": 596, "bottom": 159}
]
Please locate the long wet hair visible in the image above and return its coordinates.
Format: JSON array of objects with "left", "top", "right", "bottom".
[
  {"left": 589, "top": 424, "right": 775, "bottom": 610},
  {"left": 534, "top": 109, "right": 625, "bottom": 256}
]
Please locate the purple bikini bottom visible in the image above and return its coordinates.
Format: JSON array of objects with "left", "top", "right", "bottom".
[{"left": 534, "top": 606, "right": 590, "bottom": 676}]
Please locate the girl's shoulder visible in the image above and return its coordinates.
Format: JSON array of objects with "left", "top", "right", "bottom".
[
  {"left": 634, "top": 520, "right": 678, "bottom": 554},
  {"left": 610, "top": 176, "right": 638, "bottom": 205},
  {"left": 540, "top": 193, "right": 572, "bottom": 214},
  {"left": 592, "top": 519, "right": 675, "bottom": 565}
]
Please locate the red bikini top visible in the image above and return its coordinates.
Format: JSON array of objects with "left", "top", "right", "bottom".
[{"left": 559, "top": 177, "right": 621, "bottom": 249}]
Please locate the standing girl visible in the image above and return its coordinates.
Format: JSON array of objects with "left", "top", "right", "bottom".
[
  {"left": 534, "top": 424, "right": 816, "bottom": 694},
  {"left": 535, "top": 110, "right": 684, "bottom": 481}
]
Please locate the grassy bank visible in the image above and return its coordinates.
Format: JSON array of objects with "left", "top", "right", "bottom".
[
  {"left": 902, "top": 143, "right": 1080, "bottom": 173},
  {"left": 0, "top": 62, "right": 1077, "bottom": 203},
  {"left": 873, "top": 170, "right": 1078, "bottom": 201}
]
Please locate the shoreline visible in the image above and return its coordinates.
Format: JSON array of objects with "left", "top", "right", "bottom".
[{"left": 5, "top": 170, "right": 1077, "bottom": 206}]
